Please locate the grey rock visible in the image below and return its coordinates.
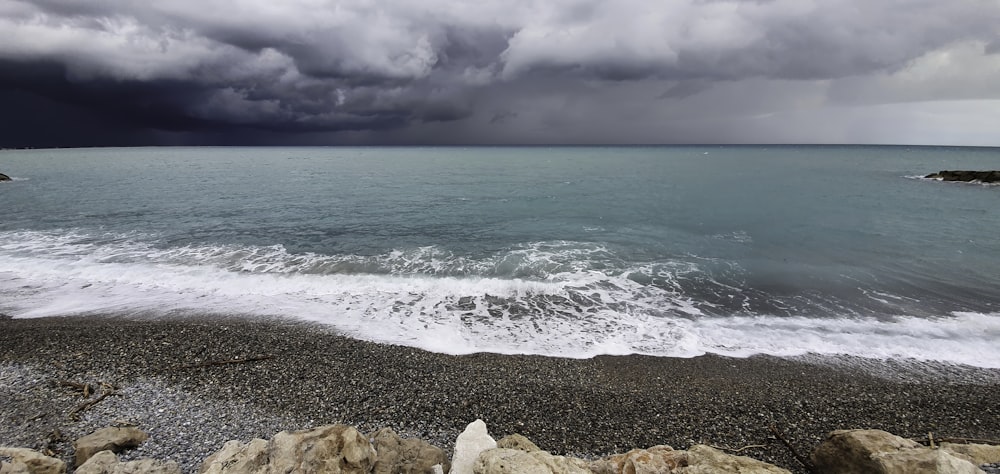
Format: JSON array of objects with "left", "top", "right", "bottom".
[
  {"left": 198, "top": 439, "right": 268, "bottom": 474},
  {"left": 941, "top": 442, "right": 1000, "bottom": 465},
  {"left": 496, "top": 434, "right": 542, "bottom": 453},
  {"left": 74, "top": 427, "right": 149, "bottom": 467},
  {"left": 75, "top": 450, "right": 180, "bottom": 474},
  {"left": 589, "top": 445, "right": 687, "bottom": 474},
  {"left": 811, "top": 429, "right": 983, "bottom": 474},
  {"left": 589, "top": 444, "right": 791, "bottom": 474},
  {"left": 199, "top": 424, "right": 376, "bottom": 474},
  {"left": 812, "top": 429, "right": 920, "bottom": 473},
  {"left": 0, "top": 447, "right": 66, "bottom": 474},
  {"left": 474, "top": 448, "right": 551, "bottom": 474},
  {"left": 682, "top": 445, "right": 791, "bottom": 474},
  {"left": 370, "top": 427, "right": 450, "bottom": 474},
  {"left": 474, "top": 448, "right": 592, "bottom": 474},
  {"left": 873, "top": 448, "right": 983, "bottom": 474}
]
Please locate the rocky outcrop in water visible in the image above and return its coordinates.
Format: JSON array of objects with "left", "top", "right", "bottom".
[
  {"left": 924, "top": 170, "right": 1000, "bottom": 183},
  {"left": 0, "top": 172, "right": 11, "bottom": 181}
]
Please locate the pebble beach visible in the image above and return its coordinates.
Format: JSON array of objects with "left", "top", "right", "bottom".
[{"left": 2, "top": 315, "right": 999, "bottom": 473}]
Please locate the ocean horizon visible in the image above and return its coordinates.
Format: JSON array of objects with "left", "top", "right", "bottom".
[{"left": 1, "top": 145, "right": 998, "bottom": 367}]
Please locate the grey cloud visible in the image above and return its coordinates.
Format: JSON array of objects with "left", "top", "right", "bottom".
[
  {"left": 658, "top": 80, "right": 713, "bottom": 100},
  {"left": 502, "top": 1, "right": 1000, "bottom": 82},
  {"left": 1, "top": 0, "right": 999, "bottom": 146},
  {"left": 987, "top": 39, "right": 1000, "bottom": 55}
]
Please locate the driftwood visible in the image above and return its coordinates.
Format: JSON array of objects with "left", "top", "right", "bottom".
[
  {"left": 68, "top": 382, "right": 118, "bottom": 420},
  {"left": 175, "top": 355, "right": 273, "bottom": 369},
  {"left": 56, "top": 380, "right": 97, "bottom": 398},
  {"left": 769, "top": 424, "right": 816, "bottom": 473},
  {"left": 43, "top": 429, "right": 66, "bottom": 457}
]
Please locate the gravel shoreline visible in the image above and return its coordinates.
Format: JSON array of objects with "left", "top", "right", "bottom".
[{"left": 2, "top": 315, "right": 999, "bottom": 473}]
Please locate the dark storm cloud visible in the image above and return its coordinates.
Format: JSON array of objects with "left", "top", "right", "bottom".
[{"left": 1, "top": 0, "right": 999, "bottom": 146}]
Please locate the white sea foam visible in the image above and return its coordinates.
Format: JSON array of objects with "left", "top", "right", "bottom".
[
  {"left": 910, "top": 175, "right": 1000, "bottom": 186},
  {"left": 2, "top": 230, "right": 999, "bottom": 368},
  {"left": 710, "top": 230, "right": 753, "bottom": 243}
]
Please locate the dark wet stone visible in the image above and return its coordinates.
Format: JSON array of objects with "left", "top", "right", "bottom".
[{"left": 924, "top": 170, "right": 1000, "bottom": 183}]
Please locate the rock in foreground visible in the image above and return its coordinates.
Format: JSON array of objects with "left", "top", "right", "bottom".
[
  {"left": 0, "top": 447, "right": 66, "bottom": 474},
  {"left": 924, "top": 170, "right": 1000, "bottom": 183},
  {"left": 941, "top": 442, "right": 1000, "bottom": 466},
  {"left": 452, "top": 419, "right": 497, "bottom": 474},
  {"left": 200, "top": 424, "right": 377, "bottom": 474},
  {"left": 75, "top": 450, "right": 181, "bottom": 474},
  {"left": 370, "top": 427, "right": 450, "bottom": 474},
  {"left": 73, "top": 427, "right": 149, "bottom": 467},
  {"left": 588, "top": 444, "right": 791, "bottom": 474},
  {"left": 811, "top": 429, "right": 985, "bottom": 474}
]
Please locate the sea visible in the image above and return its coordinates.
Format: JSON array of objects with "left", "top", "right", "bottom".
[{"left": 1, "top": 146, "right": 998, "bottom": 367}]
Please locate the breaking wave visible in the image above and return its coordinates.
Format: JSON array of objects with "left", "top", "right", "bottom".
[{"left": 1, "top": 229, "right": 998, "bottom": 367}]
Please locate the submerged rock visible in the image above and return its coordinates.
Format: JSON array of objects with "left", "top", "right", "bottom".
[{"left": 924, "top": 170, "right": 1000, "bottom": 183}]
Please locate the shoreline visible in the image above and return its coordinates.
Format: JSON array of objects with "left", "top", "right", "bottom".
[{"left": 2, "top": 314, "right": 999, "bottom": 473}]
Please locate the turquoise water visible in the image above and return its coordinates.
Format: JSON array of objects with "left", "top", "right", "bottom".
[{"left": 1, "top": 146, "right": 998, "bottom": 365}]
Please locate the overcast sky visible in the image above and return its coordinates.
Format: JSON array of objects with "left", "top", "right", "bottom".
[{"left": 2, "top": 0, "right": 999, "bottom": 147}]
